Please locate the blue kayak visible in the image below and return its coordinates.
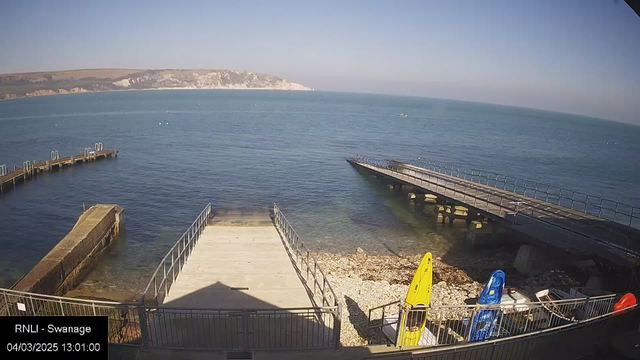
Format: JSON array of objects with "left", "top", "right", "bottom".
[{"left": 469, "top": 270, "right": 505, "bottom": 342}]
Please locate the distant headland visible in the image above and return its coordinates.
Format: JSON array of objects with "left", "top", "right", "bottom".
[{"left": 0, "top": 68, "right": 311, "bottom": 99}]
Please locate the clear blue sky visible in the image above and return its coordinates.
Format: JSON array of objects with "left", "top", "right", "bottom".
[{"left": 1, "top": 0, "right": 639, "bottom": 123}]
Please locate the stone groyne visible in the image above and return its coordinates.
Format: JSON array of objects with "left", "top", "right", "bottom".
[{"left": 12, "top": 204, "right": 124, "bottom": 295}]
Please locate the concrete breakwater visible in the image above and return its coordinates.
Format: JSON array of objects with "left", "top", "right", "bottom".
[{"left": 12, "top": 204, "right": 124, "bottom": 295}]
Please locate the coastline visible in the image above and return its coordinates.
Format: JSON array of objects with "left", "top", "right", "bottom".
[{"left": 0, "top": 86, "right": 312, "bottom": 102}]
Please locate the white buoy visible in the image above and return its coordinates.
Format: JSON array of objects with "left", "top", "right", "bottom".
[{"left": 159, "top": 122, "right": 161, "bottom": 125}]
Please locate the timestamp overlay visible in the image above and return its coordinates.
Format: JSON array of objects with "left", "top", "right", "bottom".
[{"left": 1, "top": 316, "right": 107, "bottom": 359}]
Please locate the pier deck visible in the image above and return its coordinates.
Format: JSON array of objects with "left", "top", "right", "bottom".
[
  {"left": 350, "top": 159, "right": 640, "bottom": 267},
  {"left": 0, "top": 147, "right": 117, "bottom": 194},
  {"left": 162, "top": 215, "right": 312, "bottom": 309}
]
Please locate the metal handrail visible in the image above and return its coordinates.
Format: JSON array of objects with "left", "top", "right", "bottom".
[
  {"left": 139, "top": 203, "right": 212, "bottom": 305},
  {"left": 354, "top": 155, "right": 639, "bottom": 228},
  {"left": 1, "top": 287, "right": 135, "bottom": 306},
  {"left": 368, "top": 292, "right": 622, "bottom": 349},
  {"left": 395, "top": 162, "right": 638, "bottom": 253},
  {"left": 353, "top": 157, "right": 640, "bottom": 260},
  {"left": 4, "top": 205, "right": 343, "bottom": 351},
  {"left": 405, "top": 156, "right": 640, "bottom": 229},
  {"left": 367, "top": 305, "right": 637, "bottom": 359},
  {"left": 273, "top": 203, "right": 339, "bottom": 309},
  {"left": 1, "top": 287, "right": 141, "bottom": 345},
  {"left": 273, "top": 203, "right": 342, "bottom": 348}
]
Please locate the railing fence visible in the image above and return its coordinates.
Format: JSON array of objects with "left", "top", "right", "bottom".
[
  {"left": 366, "top": 304, "right": 637, "bottom": 360},
  {"left": 139, "top": 203, "right": 212, "bottom": 306},
  {"left": 368, "top": 294, "right": 621, "bottom": 350},
  {"left": 405, "top": 157, "right": 640, "bottom": 229},
  {"left": 138, "top": 306, "right": 337, "bottom": 350},
  {"left": 353, "top": 155, "right": 639, "bottom": 229},
  {"left": 1, "top": 203, "right": 341, "bottom": 351},
  {"left": 273, "top": 203, "right": 342, "bottom": 349},
  {"left": 352, "top": 156, "right": 639, "bottom": 259},
  {"left": 132, "top": 203, "right": 341, "bottom": 351},
  {"left": 0, "top": 287, "right": 141, "bottom": 345}
]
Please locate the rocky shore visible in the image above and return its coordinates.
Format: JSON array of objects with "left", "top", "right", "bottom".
[{"left": 313, "top": 247, "right": 582, "bottom": 346}]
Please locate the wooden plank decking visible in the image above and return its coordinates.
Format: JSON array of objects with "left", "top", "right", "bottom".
[
  {"left": 0, "top": 148, "right": 117, "bottom": 194},
  {"left": 350, "top": 159, "right": 640, "bottom": 267}
]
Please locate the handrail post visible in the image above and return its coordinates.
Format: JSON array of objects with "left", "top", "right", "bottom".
[
  {"left": 334, "top": 303, "right": 342, "bottom": 350},
  {"left": 322, "top": 278, "right": 327, "bottom": 306},
  {"left": 137, "top": 299, "right": 150, "bottom": 350},
  {"left": 163, "top": 262, "right": 167, "bottom": 297},
  {"left": 598, "top": 198, "right": 604, "bottom": 218},
  {"left": 585, "top": 195, "right": 590, "bottom": 213}
]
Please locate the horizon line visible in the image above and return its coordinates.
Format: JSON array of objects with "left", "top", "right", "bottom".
[{"left": 0, "top": 67, "right": 636, "bottom": 127}]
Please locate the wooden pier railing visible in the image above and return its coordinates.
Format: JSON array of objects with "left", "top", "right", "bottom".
[{"left": 0, "top": 143, "right": 117, "bottom": 194}]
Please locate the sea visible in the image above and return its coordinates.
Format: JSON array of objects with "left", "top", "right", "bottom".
[{"left": 0, "top": 90, "right": 639, "bottom": 299}]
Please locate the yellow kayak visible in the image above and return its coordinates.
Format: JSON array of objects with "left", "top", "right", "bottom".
[{"left": 399, "top": 252, "right": 432, "bottom": 346}]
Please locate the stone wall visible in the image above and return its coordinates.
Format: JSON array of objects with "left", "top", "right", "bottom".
[{"left": 12, "top": 204, "right": 124, "bottom": 295}]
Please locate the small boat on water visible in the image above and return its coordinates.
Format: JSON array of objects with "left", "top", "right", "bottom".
[{"left": 398, "top": 113, "right": 408, "bottom": 117}]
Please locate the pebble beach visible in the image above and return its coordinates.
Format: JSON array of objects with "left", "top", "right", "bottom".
[{"left": 314, "top": 247, "right": 582, "bottom": 346}]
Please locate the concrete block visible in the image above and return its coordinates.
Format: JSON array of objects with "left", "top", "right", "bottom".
[
  {"left": 424, "top": 194, "right": 438, "bottom": 203},
  {"left": 513, "top": 245, "right": 567, "bottom": 275},
  {"left": 585, "top": 275, "right": 604, "bottom": 290}
]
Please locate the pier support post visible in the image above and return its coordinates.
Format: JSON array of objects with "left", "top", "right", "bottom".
[{"left": 466, "top": 221, "right": 509, "bottom": 249}]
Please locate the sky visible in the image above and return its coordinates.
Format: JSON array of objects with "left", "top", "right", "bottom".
[{"left": 1, "top": 0, "right": 639, "bottom": 124}]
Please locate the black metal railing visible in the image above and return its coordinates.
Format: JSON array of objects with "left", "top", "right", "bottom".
[
  {"left": 133, "top": 203, "right": 342, "bottom": 351},
  {"left": 139, "top": 203, "right": 212, "bottom": 306},
  {"left": 352, "top": 156, "right": 640, "bottom": 261},
  {"left": 406, "top": 157, "right": 639, "bottom": 229}
]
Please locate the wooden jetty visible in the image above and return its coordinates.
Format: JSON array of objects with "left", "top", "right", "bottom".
[
  {"left": 0, "top": 143, "right": 117, "bottom": 194},
  {"left": 349, "top": 158, "right": 640, "bottom": 268}
]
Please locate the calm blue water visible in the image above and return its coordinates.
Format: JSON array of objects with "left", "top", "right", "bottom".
[{"left": 1, "top": 90, "right": 639, "bottom": 298}]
